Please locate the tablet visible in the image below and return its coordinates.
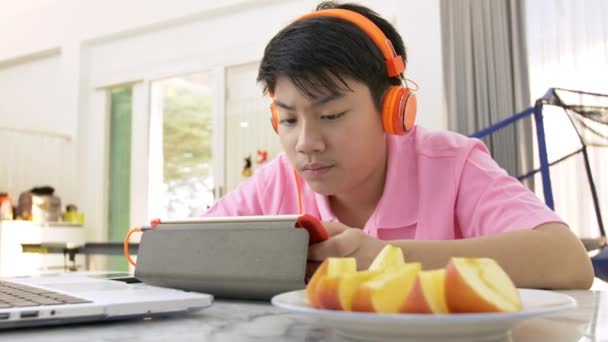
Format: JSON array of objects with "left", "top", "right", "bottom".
[{"left": 135, "top": 215, "right": 328, "bottom": 300}]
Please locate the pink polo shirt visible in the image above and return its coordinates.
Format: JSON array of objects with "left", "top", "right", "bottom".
[{"left": 203, "top": 126, "right": 564, "bottom": 240}]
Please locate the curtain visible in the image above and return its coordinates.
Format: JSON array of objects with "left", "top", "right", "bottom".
[
  {"left": 441, "top": 0, "right": 534, "bottom": 186},
  {"left": 526, "top": 0, "right": 608, "bottom": 238}
]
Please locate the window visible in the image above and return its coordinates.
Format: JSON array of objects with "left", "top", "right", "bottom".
[{"left": 149, "top": 72, "right": 217, "bottom": 218}]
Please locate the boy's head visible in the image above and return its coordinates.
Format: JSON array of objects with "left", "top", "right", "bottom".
[
  {"left": 257, "top": 2, "right": 409, "bottom": 197},
  {"left": 257, "top": 1, "right": 407, "bottom": 110}
]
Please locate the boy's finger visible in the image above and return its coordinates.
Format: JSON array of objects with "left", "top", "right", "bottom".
[
  {"left": 321, "top": 221, "right": 350, "bottom": 237},
  {"left": 307, "top": 240, "right": 332, "bottom": 261},
  {"left": 307, "top": 230, "right": 359, "bottom": 261}
]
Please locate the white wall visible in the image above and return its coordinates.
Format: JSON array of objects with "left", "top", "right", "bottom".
[
  {"left": 0, "top": 48, "right": 78, "bottom": 207},
  {"left": 0, "top": 0, "right": 446, "bottom": 241},
  {"left": 0, "top": 0, "right": 267, "bottom": 61},
  {"left": 0, "top": 52, "right": 64, "bottom": 134},
  {"left": 393, "top": 1, "right": 446, "bottom": 129}
]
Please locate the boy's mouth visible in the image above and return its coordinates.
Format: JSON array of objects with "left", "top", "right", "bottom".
[{"left": 301, "top": 164, "right": 334, "bottom": 179}]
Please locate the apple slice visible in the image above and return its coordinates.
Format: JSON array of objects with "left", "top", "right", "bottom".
[
  {"left": 352, "top": 263, "right": 421, "bottom": 313},
  {"left": 368, "top": 244, "right": 405, "bottom": 271},
  {"left": 314, "top": 258, "right": 357, "bottom": 310},
  {"left": 316, "top": 269, "right": 381, "bottom": 311},
  {"left": 401, "top": 269, "right": 449, "bottom": 314},
  {"left": 445, "top": 257, "right": 522, "bottom": 313},
  {"left": 306, "top": 259, "right": 329, "bottom": 309},
  {"left": 338, "top": 270, "right": 383, "bottom": 311}
]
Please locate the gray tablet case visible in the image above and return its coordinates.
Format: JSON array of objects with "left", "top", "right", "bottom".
[{"left": 134, "top": 217, "right": 309, "bottom": 300}]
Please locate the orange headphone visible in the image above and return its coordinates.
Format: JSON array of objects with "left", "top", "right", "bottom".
[{"left": 269, "top": 8, "right": 417, "bottom": 135}]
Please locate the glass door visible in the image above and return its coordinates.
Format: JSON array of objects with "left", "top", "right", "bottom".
[{"left": 224, "top": 62, "right": 283, "bottom": 193}]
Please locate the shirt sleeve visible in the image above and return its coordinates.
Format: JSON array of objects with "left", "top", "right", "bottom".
[{"left": 455, "top": 141, "right": 565, "bottom": 238}]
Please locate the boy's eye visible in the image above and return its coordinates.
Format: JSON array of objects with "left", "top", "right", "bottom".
[
  {"left": 321, "top": 111, "right": 346, "bottom": 120},
  {"left": 279, "top": 118, "right": 297, "bottom": 125}
]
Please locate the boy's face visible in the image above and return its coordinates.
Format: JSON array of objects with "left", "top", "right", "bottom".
[{"left": 273, "top": 76, "right": 387, "bottom": 196}]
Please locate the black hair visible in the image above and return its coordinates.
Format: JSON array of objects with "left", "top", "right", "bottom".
[{"left": 257, "top": 1, "right": 407, "bottom": 110}]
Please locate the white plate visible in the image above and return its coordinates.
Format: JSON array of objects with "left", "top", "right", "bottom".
[{"left": 271, "top": 289, "right": 576, "bottom": 342}]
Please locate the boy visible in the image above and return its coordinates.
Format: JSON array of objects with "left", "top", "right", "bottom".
[{"left": 205, "top": 1, "right": 593, "bottom": 289}]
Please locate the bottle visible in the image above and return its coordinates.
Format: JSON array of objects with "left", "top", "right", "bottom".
[{"left": 0, "top": 193, "right": 14, "bottom": 220}]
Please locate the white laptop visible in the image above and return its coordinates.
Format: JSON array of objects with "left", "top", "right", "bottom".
[{"left": 0, "top": 272, "right": 213, "bottom": 329}]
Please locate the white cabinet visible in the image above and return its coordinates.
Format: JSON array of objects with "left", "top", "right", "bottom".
[{"left": 0, "top": 221, "right": 86, "bottom": 276}]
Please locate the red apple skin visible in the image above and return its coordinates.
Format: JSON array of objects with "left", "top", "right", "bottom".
[
  {"left": 351, "top": 286, "right": 375, "bottom": 312},
  {"left": 306, "top": 260, "right": 329, "bottom": 309},
  {"left": 316, "top": 276, "right": 342, "bottom": 310},
  {"left": 400, "top": 277, "right": 433, "bottom": 314},
  {"left": 445, "top": 259, "right": 520, "bottom": 313}
]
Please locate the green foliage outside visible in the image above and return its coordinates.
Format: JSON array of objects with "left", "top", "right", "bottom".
[
  {"left": 162, "top": 85, "right": 215, "bottom": 217},
  {"left": 163, "top": 86, "right": 213, "bottom": 181}
]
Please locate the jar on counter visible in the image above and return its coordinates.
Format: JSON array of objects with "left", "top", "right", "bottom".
[{"left": 31, "top": 194, "right": 61, "bottom": 223}]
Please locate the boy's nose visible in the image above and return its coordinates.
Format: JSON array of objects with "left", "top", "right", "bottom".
[{"left": 295, "top": 121, "right": 325, "bottom": 154}]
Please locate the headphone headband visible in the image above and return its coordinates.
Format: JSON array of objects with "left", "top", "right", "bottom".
[
  {"left": 269, "top": 7, "right": 417, "bottom": 136},
  {"left": 295, "top": 9, "right": 405, "bottom": 77}
]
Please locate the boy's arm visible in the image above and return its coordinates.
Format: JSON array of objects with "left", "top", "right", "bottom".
[{"left": 391, "top": 223, "right": 594, "bottom": 289}]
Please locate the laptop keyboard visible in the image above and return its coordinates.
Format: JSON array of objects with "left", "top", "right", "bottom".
[{"left": 0, "top": 281, "right": 91, "bottom": 308}]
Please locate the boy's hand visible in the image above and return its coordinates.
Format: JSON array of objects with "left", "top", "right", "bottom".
[{"left": 305, "top": 221, "right": 386, "bottom": 280}]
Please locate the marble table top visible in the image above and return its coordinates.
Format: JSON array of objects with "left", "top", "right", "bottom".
[{"left": 3, "top": 285, "right": 608, "bottom": 342}]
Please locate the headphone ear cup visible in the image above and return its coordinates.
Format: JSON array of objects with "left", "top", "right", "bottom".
[
  {"left": 403, "top": 91, "right": 417, "bottom": 132},
  {"left": 270, "top": 102, "right": 279, "bottom": 133},
  {"left": 381, "top": 86, "right": 417, "bottom": 135}
]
